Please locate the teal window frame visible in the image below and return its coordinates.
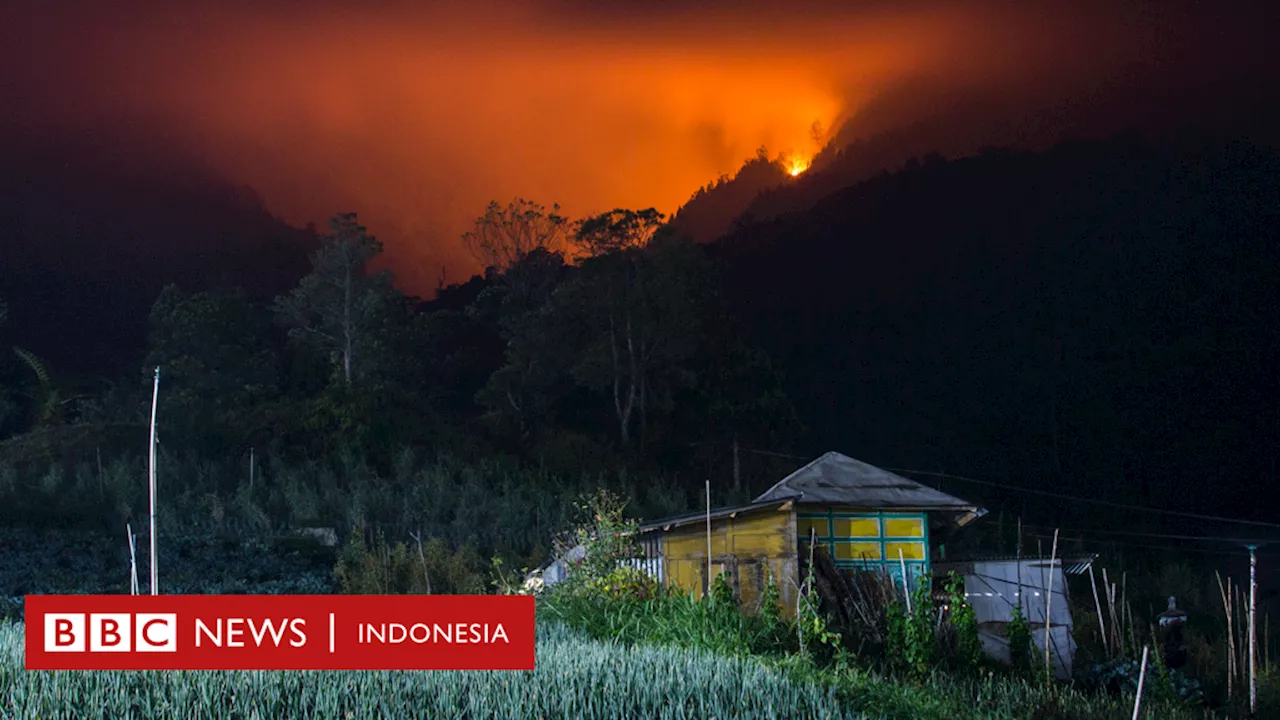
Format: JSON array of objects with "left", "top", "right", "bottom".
[{"left": 797, "top": 509, "right": 930, "bottom": 593}]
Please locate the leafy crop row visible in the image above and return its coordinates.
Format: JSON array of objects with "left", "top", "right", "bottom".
[{"left": 0, "top": 621, "right": 861, "bottom": 719}]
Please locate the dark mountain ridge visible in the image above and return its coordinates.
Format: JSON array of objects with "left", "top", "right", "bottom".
[
  {"left": 0, "top": 128, "right": 318, "bottom": 379},
  {"left": 711, "top": 135, "right": 1280, "bottom": 522}
]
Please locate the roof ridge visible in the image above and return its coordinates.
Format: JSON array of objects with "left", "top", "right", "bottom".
[
  {"left": 751, "top": 450, "right": 837, "bottom": 502},
  {"left": 753, "top": 451, "right": 979, "bottom": 510}
]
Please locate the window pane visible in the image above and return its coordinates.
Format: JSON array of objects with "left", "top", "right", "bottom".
[
  {"left": 884, "top": 517, "right": 925, "bottom": 538},
  {"left": 833, "top": 517, "right": 879, "bottom": 538},
  {"left": 884, "top": 541, "right": 926, "bottom": 560},
  {"left": 834, "top": 541, "right": 882, "bottom": 561}
]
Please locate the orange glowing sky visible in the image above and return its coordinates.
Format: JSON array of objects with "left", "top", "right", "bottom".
[{"left": 4, "top": 1, "right": 1273, "bottom": 294}]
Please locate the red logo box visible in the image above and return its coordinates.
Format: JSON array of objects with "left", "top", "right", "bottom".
[{"left": 24, "top": 595, "right": 536, "bottom": 671}]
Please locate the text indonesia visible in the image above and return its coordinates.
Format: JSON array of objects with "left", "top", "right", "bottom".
[{"left": 23, "top": 594, "right": 535, "bottom": 671}]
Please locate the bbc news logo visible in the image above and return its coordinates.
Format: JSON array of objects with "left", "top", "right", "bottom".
[
  {"left": 45, "top": 613, "right": 177, "bottom": 652},
  {"left": 25, "top": 595, "right": 535, "bottom": 671}
]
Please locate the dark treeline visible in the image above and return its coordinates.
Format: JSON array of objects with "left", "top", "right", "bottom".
[{"left": 1, "top": 134, "right": 1279, "bottom": 571}]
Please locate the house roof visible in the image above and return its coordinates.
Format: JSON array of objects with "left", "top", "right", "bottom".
[
  {"left": 754, "top": 452, "right": 984, "bottom": 524},
  {"left": 637, "top": 498, "right": 796, "bottom": 534}
]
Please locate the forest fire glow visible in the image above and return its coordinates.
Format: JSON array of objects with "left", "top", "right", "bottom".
[{"left": 1, "top": 1, "right": 1260, "bottom": 296}]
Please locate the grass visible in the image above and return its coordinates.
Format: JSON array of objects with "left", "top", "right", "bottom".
[{"left": 0, "top": 620, "right": 861, "bottom": 719}]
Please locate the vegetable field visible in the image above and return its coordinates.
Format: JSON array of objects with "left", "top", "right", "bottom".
[{"left": 0, "top": 621, "right": 860, "bottom": 719}]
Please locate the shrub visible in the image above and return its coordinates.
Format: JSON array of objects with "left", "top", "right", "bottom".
[
  {"left": 1083, "top": 657, "right": 1204, "bottom": 705},
  {"left": 332, "top": 528, "right": 484, "bottom": 595},
  {"left": 1007, "top": 603, "right": 1032, "bottom": 676},
  {"left": 902, "top": 578, "right": 935, "bottom": 677},
  {"left": 795, "top": 561, "right": 842, "bottom": 664},
  {"left": 944, "top": 571, "right": 982, "bottom": 670},
  {"left": 584, "top": 565, "right": 661, "bottom": 602}
]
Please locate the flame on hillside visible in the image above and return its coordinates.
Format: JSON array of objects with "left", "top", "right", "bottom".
[{"left": 786, "top": 156, "right": 811, "bottom": 177}]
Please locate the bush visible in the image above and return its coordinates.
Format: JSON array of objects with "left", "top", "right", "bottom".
[
  {"left": 583, "top": 565, "right": 661, "bottom": 602},
  {"left": 1007, "top": 603, "right": 1032, "bottom": 676},
  {"left": 332, "top": 528, "right": 485, "bottom": 595},
  {"left": 944, "top": 572, "right": 982, "bottom": 671},
  {"left": 1083, "top": 657, "right": 1204, "bottom": 705}
]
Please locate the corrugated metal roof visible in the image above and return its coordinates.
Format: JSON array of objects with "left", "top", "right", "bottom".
[
  {"left": 934, "top": 554, "right": 1098, "bottom": 576},
  {"left": 636, "top": 498, "right": 797, "bottom": 533},
  {"left": 753, "top": 452, "right": 982, "bottom": 515}
]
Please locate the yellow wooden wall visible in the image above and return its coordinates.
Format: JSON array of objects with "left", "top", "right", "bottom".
[{"left": 658, "top": 507, "right": 798, "bottom": 618}]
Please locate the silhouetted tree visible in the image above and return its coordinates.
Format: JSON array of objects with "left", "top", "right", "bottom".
[
  {"left": 695, "top": 338, "right": 803, "bottom": 492},
  {"left": 462, "top": 198, "right": 569, "bottom": 275},
  {"left": 572, "top": 208, "right": 664, "bottom": 257},
  {"left": 10, "top": 348, "right": 74, "bottom": 430},
  {"left": 552, "top": 227, "right": 711, "bottom": 447},
  {"left": 470, "top": 248, "right": 572, "bottom": 438},
  {"left": 144, "top": 285, "right": 281, "bottom": 448},
  {"left": 274, "top": 213, "right": 398, "bottom": 387}
]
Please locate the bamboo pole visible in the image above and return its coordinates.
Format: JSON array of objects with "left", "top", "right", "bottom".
[
  {"left": 1121, "top": 572, "right": 1128, "bottom": 650},
  {"left": 1250, "top": 546, "right": 1258, "bottom": 715},
  {"left": 1217, "top": 571, "right": 1235, "bottom": 700},
  {"left": 1132, "top": 645, "right": 1150, "bottom": 720},
  {"left": 1104, "top": 568, "right": 1119, "bottom": 654},
  {"left": 1089, "top": 565, "right": 1108, "bottom": 656},
  {"left": 1235, "top": 582, "right": 1244, "bottom": 691},
  {"left": 148, "top": 366, "right": 160, "bottom": 596},
  {"left": 900, "top": 548, "right": 912, "bottom": 614},
  {"left": 126, "top": 523, "right": 138, "bottom": 596},
  {"left": 1127, "top": 600, "right": 1138, "bottom": 662},
  {"left": 1016, "top": 517, "right": 1023, "bottom": 620},
  {"left": 1044, "top": 529, "right": 1059, "bottom": 683},
  {"left": 705, "top": 480, "right": 712, "bottom": 598}
]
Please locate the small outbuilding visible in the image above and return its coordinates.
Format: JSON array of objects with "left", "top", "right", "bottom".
[{"left": 933, "top": 554, "right": 1096, "bottom": 680}]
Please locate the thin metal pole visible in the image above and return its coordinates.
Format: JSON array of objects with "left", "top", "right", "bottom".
[{"left": 148, "top": 366, "right": 160, "bottom": 596}]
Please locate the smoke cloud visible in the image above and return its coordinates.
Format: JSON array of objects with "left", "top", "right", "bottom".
[{"left": 3, "top": 1, "right": 1273, "bottom": 294}]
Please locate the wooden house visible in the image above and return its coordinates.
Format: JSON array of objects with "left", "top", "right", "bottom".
[{"left": 536, "top": 451, "right": 986, "bottom": 618}]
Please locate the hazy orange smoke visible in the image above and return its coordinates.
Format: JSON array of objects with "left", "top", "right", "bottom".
[{"left": 4, "top": 1, "right": 1260, "bottom": 295}]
